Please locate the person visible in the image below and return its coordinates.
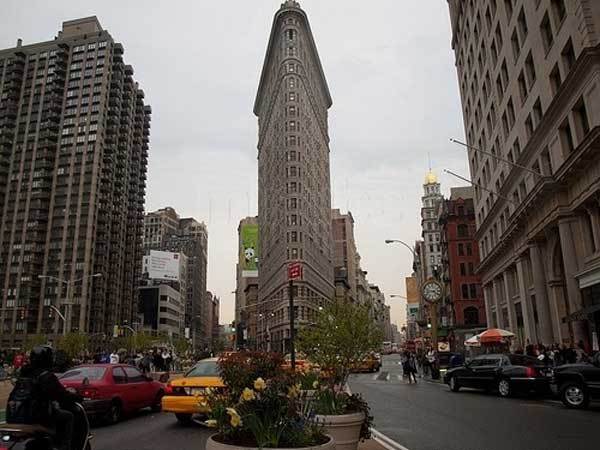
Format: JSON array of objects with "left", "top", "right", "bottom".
[
  {"left": 109, "top": 350, "right": 119, "bottom": 364},
  {"left": 13, "top": 352, "right": 24, "bottom": 370},
  {"left": 140, "top": 352, "right": 152, "bottom": 375},
  {"left": 153, "top": 349, "right": 163, "bottom": 372},
  {"left": 162, "top": 349, "right": 171, "bottom": 372},
  {"left": 8, "top": 345, "right": 81, "bottom": 450},
  {"left": 407, "top": 353, "right": 418, "bottom": 384}
]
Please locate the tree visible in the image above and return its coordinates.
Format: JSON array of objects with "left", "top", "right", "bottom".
[
  {"left": 298, "top": 300, "right": 383, "bottom": 388},
  {"left": 57, "top": 332, "right": 89, "bottom": 359},
  {"left": 173, "top": 336, "right": 190, "bottom": 357},
  {"left": 23, "top": 334, "right": 49, "bottom": 353}
]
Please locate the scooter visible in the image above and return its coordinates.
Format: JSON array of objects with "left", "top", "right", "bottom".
[{"left": 0, "top": 401, "right": 92, "bottom": 450}]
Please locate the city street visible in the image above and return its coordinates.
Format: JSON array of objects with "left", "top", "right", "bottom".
[
  {"left": 350, "top": 355, "right": 600, "bottom": 450},
  {"left": 93, "top": 411, "right": 211, "bottom": 450}
]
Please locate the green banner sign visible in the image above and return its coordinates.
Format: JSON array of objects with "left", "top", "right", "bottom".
[{"left": 241, "top": 224, "right": 259, "bottom": 277}]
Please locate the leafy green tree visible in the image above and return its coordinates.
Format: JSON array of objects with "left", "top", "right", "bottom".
[
  {"left": 57, "top": 332, "right": 89, "bottom": 359},
  {"left": 298, "top": 300, "right": 383, "bottom": 388},
  {"left": 173, "top": 336, "right": 190, "bottom": 356},
  {"left": 23, "top": 334, "right": 49, "bottom": 353}
]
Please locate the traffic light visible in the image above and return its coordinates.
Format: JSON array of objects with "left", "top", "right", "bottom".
[{"left": 427, "top": 322, "right": 432, "bottom": 329}]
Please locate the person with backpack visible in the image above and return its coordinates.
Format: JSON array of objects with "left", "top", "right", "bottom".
[{"left": 6, "top": 345, "right": 81, "bottom": 450}]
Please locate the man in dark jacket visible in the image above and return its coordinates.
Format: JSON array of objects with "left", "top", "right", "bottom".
[{"left": 15, "top": 345, "right": 81, "bottom": 450}]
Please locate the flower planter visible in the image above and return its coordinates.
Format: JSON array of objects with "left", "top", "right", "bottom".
[
  {"left": 314, "top": 412, "right": 364, "bottom": 450},
  {"left": 206, "top": 434, "right": 335, "bottom": 450}
]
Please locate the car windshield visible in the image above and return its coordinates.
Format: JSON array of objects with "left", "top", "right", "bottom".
[
  {"left": 185, "top": 361, "right": 220, "bottom": 377},
  {"left": 61, "top": 367, "right": 106, "bottom": 380}
]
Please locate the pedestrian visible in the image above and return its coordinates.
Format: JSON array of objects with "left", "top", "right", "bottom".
[
  {"left": 407, "top": 353, "right": 418, "bottom": 384},
  {"left": 162, "top": 349, "right": 171, "bottom": 372},
  {"left": 153, "top": 349, "right": 163, "bottom": 372},
  {"left": 141, "top": 352, "right": 152, "bottom": 375},
  {"left": 109, "top": 350, "right": 119, "bottom": 364}
]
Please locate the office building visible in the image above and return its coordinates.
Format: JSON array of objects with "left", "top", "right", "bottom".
[
  {"left": 255, "top": 0, "right": 335, "bottom": 352},
  {"left": 448, "top": 0, "right": 600, "bottom": 347}
]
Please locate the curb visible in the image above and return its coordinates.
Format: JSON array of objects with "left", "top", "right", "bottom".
[{"left": 371, "top": 428, "right": 411, "bottom": 450}]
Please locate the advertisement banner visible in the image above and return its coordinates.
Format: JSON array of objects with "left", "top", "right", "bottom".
[
  {"left": 241, "top": 224, "right": 259, "bottom": 278},
  {"left": 147, "top": 250, "right": 181, "bottom": 281}
]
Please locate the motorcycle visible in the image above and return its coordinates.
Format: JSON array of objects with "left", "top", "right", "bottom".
[{"left": 0, "top": 401, "right": 92, "bottom": 450}]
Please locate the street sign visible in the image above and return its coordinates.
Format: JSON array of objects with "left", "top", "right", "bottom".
[{"left": 288, "top": 262, "right": 302, "bottom": 280}]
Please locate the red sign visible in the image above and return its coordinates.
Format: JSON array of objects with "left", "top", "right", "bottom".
[
  {"left": 288, "top": 262, "right": 302, "bottom": 280},
  {"left": 406, "top": 340, "right": 416, "bottom": 352}
]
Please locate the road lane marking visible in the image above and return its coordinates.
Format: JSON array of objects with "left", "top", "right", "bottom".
[{"left": 371, "top": 428, "right": 412, "bottom": 450}]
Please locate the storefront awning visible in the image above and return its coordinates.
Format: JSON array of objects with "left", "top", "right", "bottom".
[{"left": 562, "top": 304, "right": 600, "bottom": 323}]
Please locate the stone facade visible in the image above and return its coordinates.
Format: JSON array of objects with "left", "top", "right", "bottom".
[
  {"left": 0, "top": 17, "right": 150, "bottom": 346},
  {"left": 254, "top": 1, "right": 335, "bottom": 353},
  {"left": 448, "top": 0, "right": 600, "bottom": 348},
  {"left": 332, "top": 209, "right": 358, "bottom": 302}
]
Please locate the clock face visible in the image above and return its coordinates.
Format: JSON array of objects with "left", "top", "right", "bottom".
[{"left": 422, "top": 280, "right": 442, "bottom": 303}]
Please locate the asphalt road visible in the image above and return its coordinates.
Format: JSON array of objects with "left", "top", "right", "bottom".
[
  {"left": 93, "top": 410, "right": 212, "bottom": 450},
  {"left": 350, "top": 354, "right": 600, "bottom": 450}
]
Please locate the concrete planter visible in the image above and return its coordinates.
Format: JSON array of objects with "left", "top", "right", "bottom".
[
  {"left": 314, "top": 412, "right": 364, "bottom": 450},
  {"left": 205, "top": 434, "right": 335, "bottom": 450}
]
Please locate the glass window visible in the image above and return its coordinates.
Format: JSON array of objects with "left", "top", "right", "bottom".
[
  {"left": 186, "top": 361, "right": 220, "bottom": 377},
  {"left": 112, "top": 367, "right": 127, "bottom": 384},
  {"left": 61, "top": 367, "right": 106, "bottom": 380},
  {"left": 123, "top": 366, "right": 145, "bottom": 382}
]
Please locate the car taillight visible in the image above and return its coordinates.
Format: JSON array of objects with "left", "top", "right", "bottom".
[
  {"left": 80, "top": 388, "right": 98, "bottom": 399},
  {"left": 525, "top": 366, "right": 536, "bottom": 377},
  {"left": 165, "top": 383, "right": 173, "bottom": 394}
]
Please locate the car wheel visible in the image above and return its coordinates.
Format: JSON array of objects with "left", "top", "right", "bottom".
[
  {"left": 497, "top": 379, "right": 511, "bottom": 397},
  {"left": 560, "top": 382, "right": 589, "bottom": 409},
  {"left": 106, "top": 400, "right": 123, "bottom": 425},
  {"left": 175, "top": 413, "right": 193, "bottom": 424},
  {"left": 449, "top": 376, "right": 460, "bottom": 392},
  {"left": 151, "top": 391, "right": 164, "bottom": 413}
]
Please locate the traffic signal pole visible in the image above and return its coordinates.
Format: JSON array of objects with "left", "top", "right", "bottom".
[{"left": 289, "top": 279, "right": 296, "bottom": 370}]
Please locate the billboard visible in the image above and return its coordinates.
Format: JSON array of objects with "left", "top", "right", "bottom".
[
  {"left": 240, "top": 223, "right": 259, "bottom": 278},
  {"left": 147, "top": 250, "right": 181, "bottom": 281},
  {"left": 405, "top": 277, "right": 420, "bottom": 304}
]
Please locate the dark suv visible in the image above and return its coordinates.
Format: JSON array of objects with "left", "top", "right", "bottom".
[{"left": 552, "top": 352, "right": 600, "bottom": 409}]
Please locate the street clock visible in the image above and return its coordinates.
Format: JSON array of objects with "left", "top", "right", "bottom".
[{"left": 421, "top": 279, "right": 443, "bottom": 304}]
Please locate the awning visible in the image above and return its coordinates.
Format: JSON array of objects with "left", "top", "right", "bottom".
[{"left": 562, "top": 304, "right": 600, "bottom": 323}]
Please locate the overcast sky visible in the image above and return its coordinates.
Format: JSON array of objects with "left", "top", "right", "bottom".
[{"left": 1, "top": 0, "right": 469, "bottom": 327}]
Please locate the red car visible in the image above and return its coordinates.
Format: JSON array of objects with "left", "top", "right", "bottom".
[{"left": 60, "top": 364, "right": 164, "bottom": 424}]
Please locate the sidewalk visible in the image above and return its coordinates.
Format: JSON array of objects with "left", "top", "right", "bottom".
[{"left": 360, "top": 437, "right": 391, "bottom": 450}]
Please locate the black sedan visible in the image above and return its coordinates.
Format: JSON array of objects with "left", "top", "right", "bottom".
[
  {"left": 552, "top": 352, "right": 600, "bottom": 409},
  {"left": 444, "top": 354, "right": 552, "bottom": 397}
]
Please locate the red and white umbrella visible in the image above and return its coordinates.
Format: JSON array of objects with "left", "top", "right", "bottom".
[{"left": 478, "top": 328, "right": 515, "bottom": 344}]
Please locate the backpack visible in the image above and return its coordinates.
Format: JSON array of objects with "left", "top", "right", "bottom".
[{"left": 6, "top": 372, "right": 51, "bottom": 424}]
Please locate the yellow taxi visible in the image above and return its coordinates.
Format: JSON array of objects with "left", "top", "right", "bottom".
[
  {"left": 162, "top": 358, "right": 225, "bottom": 423},
  {"left": 350, "top": 353, "right": 382, "bottom": 373}
]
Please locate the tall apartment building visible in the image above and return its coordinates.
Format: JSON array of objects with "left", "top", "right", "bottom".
[
  {"left": 0, "top": 17, "right": 150, "bottom": 346},
  {"left": 332, "top": 209, "right": 358, "bottom": 303},
  {"left": 439, "top": 187, "right": 487, "bottom": 349},
  {"left": 142, "top": 207, "right": 209, "bottom": 350},
  {"left": 449, "top": 0, "right": 600, "bottom": 348},
  {"left": 254, "top": 0, "right": 334, "bottom": 353}
]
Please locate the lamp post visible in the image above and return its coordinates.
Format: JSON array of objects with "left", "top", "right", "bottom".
[{"left": 38, "top": 273, "right": 102, "bottom": 335}]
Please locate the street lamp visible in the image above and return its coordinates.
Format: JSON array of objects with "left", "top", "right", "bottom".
[
  {"left": 38, "top": 273, "right": 102, "bottom": 335},
  {"left": 384, "top": 239, "right": 417, "bottom": 259},
  {"left": 390, "top": 294, "right": 408, "bottom": 300}
]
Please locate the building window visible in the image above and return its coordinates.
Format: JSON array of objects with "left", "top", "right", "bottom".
[
  {"left": 551, "top": 0, "right": 566, "bottom": 26},
  {"left": 533, "top": 98, "right": 543, "bottom": 127},
  {"left": 518, "top": 8, "right": 528, "bottom": 39},
  {"left": 562, "top": 38, "right": 576, "bottom": 72},
  {"left": 460, "top": 263, "right": 466, "bottom": 276},
  {"left": 518, "top": 71, "right": 528, "bottom": 104},
  {"left": 573, "top": 98, "right": 590, "bottom": 139},
  {"left": 511, "top": 29, "right": 520, "bottom": 62},
  {"left": 559, "top": 119, "right": 575, "bottom": 154},
  {"left": 525, "top": 52, "right": 536, "bottom": 86},
  {"left": 540, "top": 13, "right": 554, "bottom": 52},
  {"left": 461, "top": 284, "right": 469, "bottom": 299},
  {"left": 466, "top": 243, "right": 473, "bottom": 256},
  {"left": 469, "top": 284, "right": 478, "bottom": 298},
  {"left": 458, "top": 243, "right": 465, "bottom": 256},
  {"left": 464, "top": 307, "right": 480, "bottom": 325},
  {"left": 458, "top": 224, "right": 469, "bottom": 237},
  {"left": 549, "top": 63, "right": 562, "bottom": 95}
]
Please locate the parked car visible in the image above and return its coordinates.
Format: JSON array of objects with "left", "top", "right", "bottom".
[
  {"left": 551, "top": 352, "right": 600, "bottom": 409},
  {"left": 444, "top": 354, "right": 552, "bottom": 397},
  {"left": 162, "top": 358, "right": 225, "bottom": 424},
  {"left": 60, "top": 364, "right": 164, "bottom": 424}
]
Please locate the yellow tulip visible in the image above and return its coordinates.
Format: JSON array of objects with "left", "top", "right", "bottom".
[
  {"left": 312, "top": 380, "right": 319, "bottom": 389},
  {"left": 205, "top": 419, "right": 218, "bottom": 428},
  {"left": 254, "top": 377, "right": 266, "bottom": 391},
  {"left": 230, "top": 414, "right": 243, "bottom": 428},
  {"left": 241, "top": 387, "right": 255, "bottom": 402}
]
